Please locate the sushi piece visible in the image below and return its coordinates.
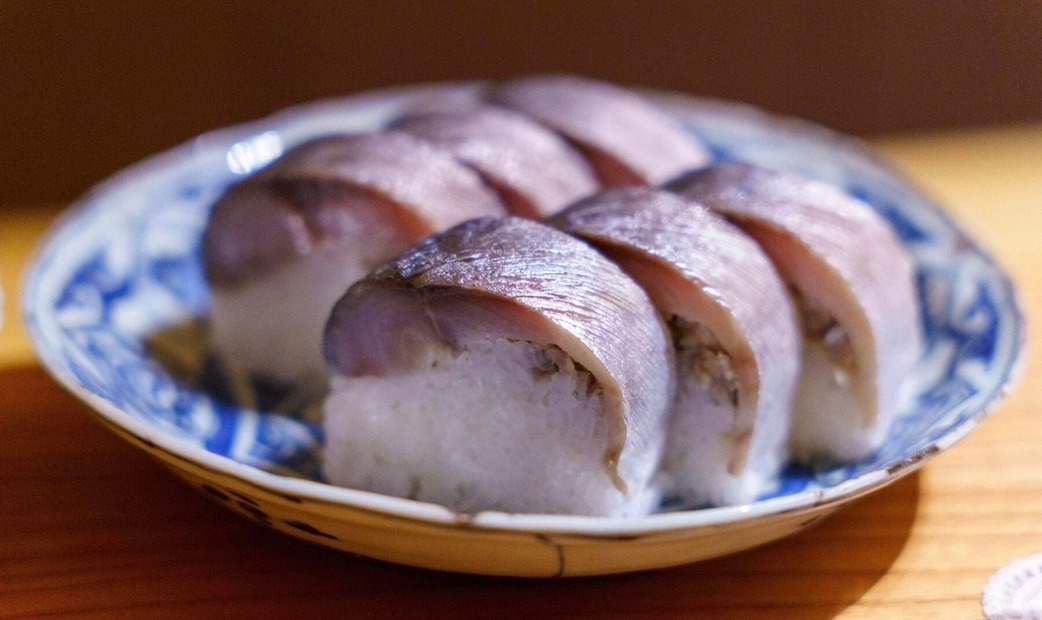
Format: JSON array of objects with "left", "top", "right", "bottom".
[
  {"left": 390, "top": 106, "right": 599, "bottom": 218},
  {"left": 322, "top": 217, "right": 675, "bottom": 516},
  {"left": 488, "top": 75, "right": 712, "bottom": 186},
  {"left": 203, "top": 131, "right": 506, "bottom": 388},
  {"left": 549, "top": 187, "right": 800, "bottom": 506},
  {"left": 667, "top": 162, "right": 921, "bottom": 461}
]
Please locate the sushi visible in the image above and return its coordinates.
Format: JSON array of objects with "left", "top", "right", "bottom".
[
  {"left": 668, "top": 162, "right": 921, "bottom": 461},
  {"left": 322, "top": 217, "right": 675, "bottom": 516},
  {"left": 549, "top": 187, "right": 800, "bottom": 505},
  {"left": 204, "top": 131, "right": 506, "bottom": 388},
  {"left": 488, "top": 75, "right": 712, "bottom": 186},
  {"left": 391, "top": 106, "right": 599, "bottom": 218},
  {"left": 204, "top": 75, "right": 711, "bottom": 392}
]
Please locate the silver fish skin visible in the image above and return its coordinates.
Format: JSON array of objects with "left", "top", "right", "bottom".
[
  {"left": 487, "top": 75, "right": 712, "bottom": 187},
  {"left": 548, "top": 187, "right": 800, "bottom": 505},
  {"left": 324, "top": 216, "right": 675, "bottom": 495},
  {"left": 391, "top": 106, "right": 600, "bottom": 218},
  {"left": 668, "top": 162, "right": 922, "bottom": 461},
  {"left": 203, "top": 131, "right": 506, "bottom": 289}
]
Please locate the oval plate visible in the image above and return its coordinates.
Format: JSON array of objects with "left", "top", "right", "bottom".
[{"left": 23, "top": 83, "right": 1025, "bottom": 577}]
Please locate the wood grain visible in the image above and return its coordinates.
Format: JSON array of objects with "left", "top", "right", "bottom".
[{"left": 3, "top": 125, "right": 1042, "bottom": 617}]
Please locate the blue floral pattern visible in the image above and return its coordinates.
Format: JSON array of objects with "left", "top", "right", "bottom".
[{"left": 24, "top": 88, "right": 1024, "bottom": 507}]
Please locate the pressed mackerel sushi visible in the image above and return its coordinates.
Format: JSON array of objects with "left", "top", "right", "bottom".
[
  {"left": 391, "top": 106, "right": 599, "bottom": 218},
  {"left": 488, "top": 75, "right": 712, "bottom": 187},
  {"left": 549, "top": 188, "right": 800, "bottom": 506},
  {"left": 668, "top": 162, "right": 921, "bottom": 461},
  {"left": 322, "top": 217, "right": 675, "bottom": 516},
  {"left": 204, "top": 131, "right": 506, "bottom": 388}
]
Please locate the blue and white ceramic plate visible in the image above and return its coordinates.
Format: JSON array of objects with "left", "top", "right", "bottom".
[{"left": 24, "top": 83, "right": 1024, "bottom": 577}]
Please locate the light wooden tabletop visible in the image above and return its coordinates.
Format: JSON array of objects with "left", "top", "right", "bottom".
[{"left": 2, "top": 125, "right": 1040, "bottom": 619}]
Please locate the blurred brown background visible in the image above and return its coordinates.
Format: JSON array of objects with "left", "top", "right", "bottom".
[{"left": 3, "top": 1, "right": 1041, "bottom": 206}]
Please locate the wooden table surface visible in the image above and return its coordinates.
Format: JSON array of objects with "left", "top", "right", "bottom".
[{"left": 2, "top": 125, "right": 1040, "bottom": 619}]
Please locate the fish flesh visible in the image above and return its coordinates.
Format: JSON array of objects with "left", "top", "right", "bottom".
[
  {"left": 204, "top": 131, "right": 506, "bottom": 388},
  {"left": 667, "top": 162, "right": 921, "bottom": 461},
  {"left": 322, "top": 217, "right": 675, "bottom": 516},
  {"left": 488, "top": 75, "right": 712, "bottom": 186},
  {"left": 548, "top": 187, "right": 800, "bottom": 506},
  {"left": 391, "top": 106, "right": 599, "bottom": 218}
]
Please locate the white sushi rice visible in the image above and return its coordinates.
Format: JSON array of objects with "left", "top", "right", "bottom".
[
  {"left": 664, "top": 385, "right": 762, "bottom": 506},
  {"left": 789, "top": 341, "right": 887, "bottom": 462},
  {"left": 209, "top": 247, "right": 370, "bottom": 392},
  {"left": 787, "top": 295, "right": 891, "bottom": 462},
  {"left": 661, "top": 319, "right": 787, "bottom": 507},
  {"left": 322, "top": 337, "right": 660, "bottom": 517}
]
